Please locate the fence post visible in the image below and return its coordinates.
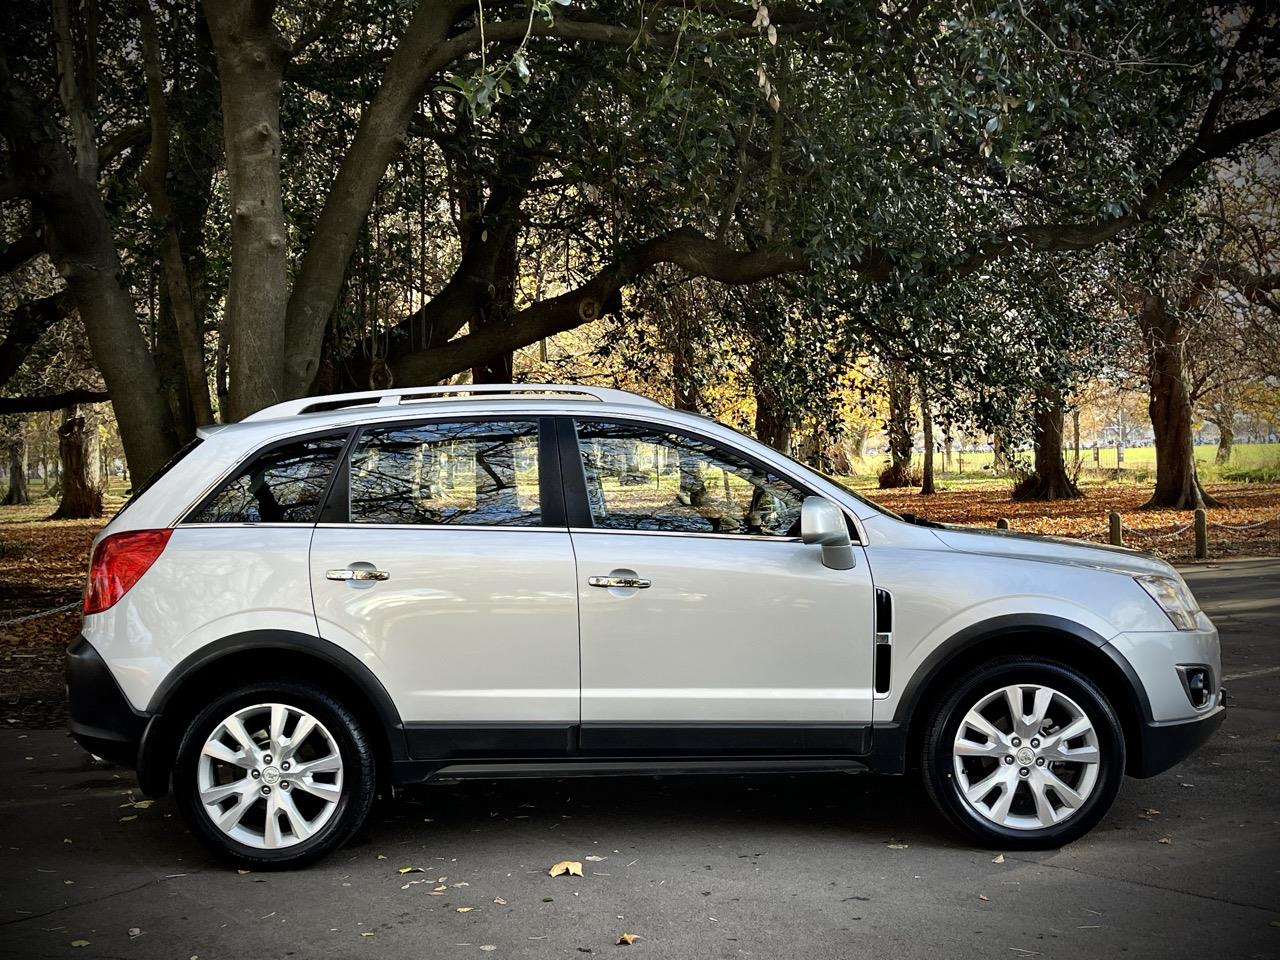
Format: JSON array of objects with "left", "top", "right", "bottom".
[
  {"left": 1109, "top": 511, "right": 1122, "bottom": 547},
  {"left": 996, "top": 517, "right": 1009, "bottom": 530},
  {"left": 1194, "top": 508, "right": 1208, "bottom": 560}
]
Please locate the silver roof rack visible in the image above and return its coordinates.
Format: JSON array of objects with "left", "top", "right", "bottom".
[{"left": 242, "top": 383, "right": 666, "bottom": 421}]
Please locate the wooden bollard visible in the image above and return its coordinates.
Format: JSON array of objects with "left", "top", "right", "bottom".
[
  {"left": 1194, "top": 508, "right": 1207, "bottom": 560},
  {"left": 996, "top": 517, "right": 1009, "bottom": 530},
  {"left": 1109, "top": 511, "right": 1123, "bottom": 547}
]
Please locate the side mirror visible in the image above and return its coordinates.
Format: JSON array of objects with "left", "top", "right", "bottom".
[{"left": 801, "top": 496, "right": 855, "bottom": 570}]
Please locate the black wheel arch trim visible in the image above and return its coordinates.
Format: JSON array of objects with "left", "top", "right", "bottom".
[
  {"left": 890, "top": 613, "right": 1154, "bottom": 727},
  {"left": 146, "top": 629, "right": 409, "bottom": 761}
]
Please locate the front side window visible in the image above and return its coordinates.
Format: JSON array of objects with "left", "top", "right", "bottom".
[
  {"left": 349, "top": 420, "right": 541, "bottom": 526},
  {"left": 189, "top": 435, "right": 344, "bottom": 523},
  {"left": 573, "top": 420, "right": 805, "bottom": 536}
]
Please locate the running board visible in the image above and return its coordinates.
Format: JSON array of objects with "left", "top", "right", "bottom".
[{"left": 425, "top": 758, "right": 867, "bottom": 781}]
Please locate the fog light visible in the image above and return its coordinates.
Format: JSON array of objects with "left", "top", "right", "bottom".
[{"left": 1177, "top": 665, "right": 1213, "bottom": 709}]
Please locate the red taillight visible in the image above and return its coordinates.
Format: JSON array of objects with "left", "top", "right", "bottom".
[{"left": 84, "top": 529, "right": 174, "bottom": 614}]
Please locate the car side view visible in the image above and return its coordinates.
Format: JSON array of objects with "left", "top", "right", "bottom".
[{"left": 67, "top": 384, "right": 1225, "bottom": 867}]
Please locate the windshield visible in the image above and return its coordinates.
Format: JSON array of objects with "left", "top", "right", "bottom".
[{"left": 815, "top": 471, "right": 903, "bottom": 520}]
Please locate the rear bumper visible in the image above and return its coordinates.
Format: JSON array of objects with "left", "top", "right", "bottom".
[
  {"left": 66, "top": 635, "right": 148, "bottom": 768},
  {"left": 1130, "top": 699, "right": 1226, "bottom": 778}
]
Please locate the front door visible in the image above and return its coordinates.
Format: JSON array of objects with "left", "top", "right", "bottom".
[
  {"left": 309, "top": 417, "right": 580, "bottom": 760},
  {"left": 563, "top": 418, "right": 876, "bottom": 756}
]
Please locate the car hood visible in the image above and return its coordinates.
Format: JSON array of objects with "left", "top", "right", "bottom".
[{"left": 928, "top": 525, "right": 1177, "bottom": 579}]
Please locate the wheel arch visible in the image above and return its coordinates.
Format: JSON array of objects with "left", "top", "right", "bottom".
[
  {"left": 892, "top": 615, "right": 1150, "bottom": 777},
  {"left": 137, "top": 630, "right": 408, "bottom": 796}
]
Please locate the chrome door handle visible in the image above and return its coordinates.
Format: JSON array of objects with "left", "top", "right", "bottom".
[
  {"left": 588, "top": 575, "right": 651, "bottom": 589},
  {"left": 326, "top": 568, "right": 390, "bottom": 582}
]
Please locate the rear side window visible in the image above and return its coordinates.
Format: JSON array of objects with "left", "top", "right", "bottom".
[
  {"left": 349, "top": 420, "right": 541, "bottom": 526},
  {"left": 188, "top": 435, "right": 345, "bottom": 524}
]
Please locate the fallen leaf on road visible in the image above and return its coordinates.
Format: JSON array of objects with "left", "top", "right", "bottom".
[
  {"left": 1157, "top": 837, "right": 1172, "bottom": 844},
  {"left": 586, "top": 855, "right": 606, "bottom": 862},
  {"left": 70, "top": 941, "right": 89, "bottom": 948},
  {"left": 991, "top": 854, "right": 1005, "bottom": 864},
  {"left": 457, "top": 906, "right": 475, "bottom": 913},
  {"left": 237, "top": 869, "right": 250, "bottom": 876},
  {"left": 886, "top": 839, "right": 908, "bottom": 850},
  {"left": 376, "top": 854, "right": 387, "bottom": 860},
  {"left": 494, "top": 897, "right": 507, "bottom": 905},
  {"left": 132, "top": 800, "right": 154, "bottom": 810},
  {"left": 399, "top": 866, "right": 424, "bottom": 874},
  {"left": 128, "top": 927, "right": 141, "bottom": 938},
  {"left": 360, "top": 931, "right": 374, "bottom": 937},
  {"left": 979, "top": 895, "right": 990, "bottom": 901},
  {"left": 481, "top": 946, "right": 497, "bottom": 952},
  {"left": 549, "top": 860, "right": 584, "bottom": 877},
  {"left": 120, "top": 815, "right": 137, "bottom": 822},
  {"left": 617, "top": 932, "right": 640, "bottom": 945}
]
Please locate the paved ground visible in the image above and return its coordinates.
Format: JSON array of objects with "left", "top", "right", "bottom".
[{"left": 1, "top": 559, "right": 1277, "bottom": 960}]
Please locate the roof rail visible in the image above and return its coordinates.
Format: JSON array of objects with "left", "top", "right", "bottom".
[{"left": 242, "top": 383, "right": 666, "bottom": 421}]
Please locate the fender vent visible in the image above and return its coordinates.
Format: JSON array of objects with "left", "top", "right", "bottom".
[{"left": 874, "top": 588, "right": 893, "bottom": 695}]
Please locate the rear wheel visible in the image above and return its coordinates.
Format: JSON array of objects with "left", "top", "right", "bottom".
[
  {"left": 174, "top": 681, "right": 375, "bottom": 868},
  {"left": 921, "top": 657, "right": 1125, "bottom": 849}
]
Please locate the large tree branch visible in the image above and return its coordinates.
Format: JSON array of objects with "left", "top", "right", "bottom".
[
  {"left": 0, "top": 388, "right": 108, "bottom": 414},
  {"left": 951, "top": 104, "right": 1280, "bottom": 276},
  {"left": 389, "top": 227, "right": 808, "bottom": 384},
  {"left": 0, "top": 294, "right": 68, "bottom": 389}
]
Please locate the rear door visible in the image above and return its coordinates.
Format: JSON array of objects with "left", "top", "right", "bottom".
[
  {"left": 309, "top": 416, "right": 580, "bottom": 760},
  {"left": 562, "top": 417, "right": 876, "bottom": 757}
]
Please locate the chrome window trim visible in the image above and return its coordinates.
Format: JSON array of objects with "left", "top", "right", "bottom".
[
  {"left": 314, "top": 522, "right": 565, "bottom": 533},
  {"left": 567, "top": 527, "right": 805, "bottom": 544}
]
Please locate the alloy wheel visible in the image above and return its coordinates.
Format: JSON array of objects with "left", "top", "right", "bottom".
[
  {"left": 196, "top": 702, "right": 344, "bottom": 850},
  {"left": 952, "top": 683, "right": 1101, "bottom": 831}
]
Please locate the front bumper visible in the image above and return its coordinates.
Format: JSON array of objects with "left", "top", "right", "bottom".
[
  {"left": 1130, "top": 697, "right": 1226, "bottom": 778},
  {"left": 66, "top": 635, "right": 148, "bottom": 768}
]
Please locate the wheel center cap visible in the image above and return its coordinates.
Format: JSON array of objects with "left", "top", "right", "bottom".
[
  {"left": 261, "top": 765, "right": 281, "bottom": 785},
  {"left": 1016, "top": 747, "right": 1035, "bottom": 766}
]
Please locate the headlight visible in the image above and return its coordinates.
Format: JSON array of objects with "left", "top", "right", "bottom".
[{"left": 1135, "top": 574, "right": 1200, "bottom": 630}]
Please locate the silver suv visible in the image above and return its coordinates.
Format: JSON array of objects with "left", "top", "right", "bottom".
[{"left": 67, "top": 384, "right": 1224, "bottom": 867}]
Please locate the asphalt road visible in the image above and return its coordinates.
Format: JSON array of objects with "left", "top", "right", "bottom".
[{"left": 1, "top": 559, "right": 1277, "bottom": 960}]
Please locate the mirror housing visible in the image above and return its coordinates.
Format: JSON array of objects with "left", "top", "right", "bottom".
[{"left": 801, "top": 496, "right": 855, "bottom": 570}]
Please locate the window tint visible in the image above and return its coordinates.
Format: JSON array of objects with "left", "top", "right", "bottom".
[
  {"left": 349, "top": 420, "right": 541, "bottom": 526},
  {"left": 189, "top": 435, "right": 344, "bottom": 523},
  {"left": 574, "top": 421, "right": 805, "bottom": 536}
]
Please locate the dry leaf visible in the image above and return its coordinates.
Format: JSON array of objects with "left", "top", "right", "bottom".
[
  {"left": 132, "top": 800, "right": 154, "bottom": 809},
  {"left": 617, "top": 932, "right": 640, "bottom": 945},
  {"left": 481, "top": 947, "right": 497, "bottom": 952},
  {"left": 549, "top": 860, "right": 584, "bottom": 877},
  {"left": 456, "top": 906, "right": 475, "bottom": 913},
  {"left": 70, "top": 941, "right": 90, "bottom": 948},
  {"left": 237, "top": 869, "right": 250, "bottom": 875},
  {"left": 376, "top": 854, "right": 387, "bottom": 860},
  {"left": 399, "top": 866, "right": 424, "bottom": 874},
  {"left": 979, "top": 894, "right": 990, "bottom": 902},
  {"left": 360, "top": 931, "right": 374, "bottom": 937},
  {"left": 991, "top": 854, "right": 1005, "bottom": 864},
  {"left": 120, "top": 815, "right": 137, "bottom": 822},
  {"left": 886, "top": 840, "right": 908, "bottom": 850},
  {"left": 494, "top": 897, "right": 507, "bottom": 905},
  {"left": 1157, "top": 837, "right": 1172, "bottom": 844},
  {"left": 128, "top": 927, "right": 142, "bottom": 937},
  {"left": 585, "top": 855, "right": 606, "bottom": 862}
]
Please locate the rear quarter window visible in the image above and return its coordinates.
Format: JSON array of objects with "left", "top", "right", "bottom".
[{"left": 186, "top": 434, "right": 346, "bottom": 524}]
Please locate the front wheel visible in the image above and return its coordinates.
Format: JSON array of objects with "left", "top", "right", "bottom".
[
  {"left": 921, "top": 657, "right": 1125, "bottom": 849},
  {"left": 173, "top": 681, "right": 376, "bottom": 868}
]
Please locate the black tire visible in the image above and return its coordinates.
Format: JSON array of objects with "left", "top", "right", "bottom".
[
  {"left": 174, "top": 680, "right": 376, "bottom": 869},
  {"left": 920, "top": 656, "right": 1125, "bottom": 850}
]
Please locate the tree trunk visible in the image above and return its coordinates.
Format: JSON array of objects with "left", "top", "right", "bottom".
[
  {"left": 943, "top": 421, "right": 953, "bottom": 472},
  {"left": 470, "top": 230, "right": 518, "bottom": 384},
  {"left": 3, "top": 418, "right": 30, "bottom": 505},
  {"left": 1013, "top": 390, "right": 1082, "bottom": 501},
  {"left": 1140, "top": 294, "right": 1221, "bottom": 509},
  {"left": 138, "top": 0, "right": 214, "bottom": 427},
  {"left": 851, "top": 423, "right": 869, "bottom": 461},
  {"left": 1071, "top": 407, "right": 1081, "bottom": 465},
  {"left": 991, "top": 431, "right": 1010, "bottom": 474},
  {"left": 281, "top": 0, "right": 456, "bottom": 395},
  {"left": 0, "top": 70, "right": 179, "bottom": 483},
  {"left": 203, "top": 0, "right": 291, "bottom": 420},
  {"left": 1213, "top": 416, "right": 1234, "bottom": 465},
  {"left": 879, "top": 369, "right": 915, "bottom": 488},
  {"left": 50, "top": 406, "right": 103, "bottom": 519},
  {"left": 919, "top": 378, "right": 935, "bottom": 495}
]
